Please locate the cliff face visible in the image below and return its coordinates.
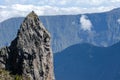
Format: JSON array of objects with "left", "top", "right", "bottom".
[
  {"left": 1, "top": 8, "right": 120, "bottom": 53},
  {"left": 0, "top": 11, "right": 54, "bottom": 80}
]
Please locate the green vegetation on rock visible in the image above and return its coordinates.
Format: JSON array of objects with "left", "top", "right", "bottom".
[{"left": 0, "top": 69, "right": 31, "bottom": 80}]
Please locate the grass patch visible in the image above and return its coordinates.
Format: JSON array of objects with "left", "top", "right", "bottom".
[{"left": 0, "top": 69, "right": 30, "bottom": 80}]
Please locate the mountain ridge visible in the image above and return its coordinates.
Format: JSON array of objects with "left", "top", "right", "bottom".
[
  {"left": 0, "top": 8, "right": 120, "bottom": 53},
  {"left": 54, "top": 41, "right": 120, "bottom": 80}
]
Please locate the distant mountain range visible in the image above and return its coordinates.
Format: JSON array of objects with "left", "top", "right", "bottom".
[
  {"left": 0, "top": 8, "right": 120, "bottom": 53},
  {"left": 54, "top": 42, "right": 120, "bottom": 80}
]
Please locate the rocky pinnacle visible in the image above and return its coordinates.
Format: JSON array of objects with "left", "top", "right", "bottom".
[{"left": 0, "top": 11, "right": 54, "bottom": 80}]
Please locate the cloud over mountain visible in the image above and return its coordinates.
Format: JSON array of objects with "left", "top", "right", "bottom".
[
  {"left": 0, "top": 0, "right": 120, "bottom": 22},
  {"left": 80, "top": 15, "right": 92, "bottom": 31},
  {"left": 0, "top": 4, "right": 115, "bottom": 22}
]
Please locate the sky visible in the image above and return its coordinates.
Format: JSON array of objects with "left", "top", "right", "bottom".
[{"left": 0, "top": 0, "right": 120, "bottom": 22}]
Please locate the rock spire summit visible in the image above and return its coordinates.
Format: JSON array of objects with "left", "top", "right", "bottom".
[{"left": 0, "top": 11, "right": 54, "bottom": 80}]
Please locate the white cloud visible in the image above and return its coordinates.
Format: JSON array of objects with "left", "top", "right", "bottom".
[
  {"left": 117, "top": 19, "right": 120, "bottom": 24},
  {"left": 0, "top": 5, "right": 7, "bottom": 8},
  {"left": 110, "top": 0, "right": 120, "bottom": 2},
  {"left": 59, "top": 0, "right": 67, "bottom": 5},
  {"left": 90, "top": 0, "right": 105, "bottom": 6},
  {"left": 76, "top": 0, "right": 105, "bottom": 6},
  {"left": 0, "top": 4, "right": 117, "bottom": 22},
  {"left": 2, "top": 0, "right": 120, "bottom": 7},
  {"left": 36, "top": 0, "right": 120, "bottom": 6},
  {"left": 80, "top": 15, "right": 92, "bottom": 31}
]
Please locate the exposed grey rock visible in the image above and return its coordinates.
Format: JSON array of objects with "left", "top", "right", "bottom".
[
  {"left": 0, "top": 11, "right": 54, "bottom": 80},
  {"left": 0, "top": 47, "right": 9, "bottom": 69}
]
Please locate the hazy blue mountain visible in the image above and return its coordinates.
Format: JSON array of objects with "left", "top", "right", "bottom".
[
  {"left": 0, "top": 8, "right": 120, "bottom": 53},
  {"left": 54, "top": 42, "right": 120, "bottom": 80}
]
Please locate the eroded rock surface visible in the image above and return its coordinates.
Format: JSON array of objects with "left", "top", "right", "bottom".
[{"left": 0, "top": 11, "right": 54, "bottom": 80}]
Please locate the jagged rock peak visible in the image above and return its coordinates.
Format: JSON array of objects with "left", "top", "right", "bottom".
[
  {"left": 0, "top": 11, "right": 54, "bottom": 80},
  {"left": 19, "top": 11, "right": 46, "bottom": 32},
  {"left": 27, "top": 11, "right": 37, "bottom": 17}
]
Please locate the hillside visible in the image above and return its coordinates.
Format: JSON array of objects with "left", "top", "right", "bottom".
[{"left": 54, "top": 42, "right": 120, "bottom": 80}]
